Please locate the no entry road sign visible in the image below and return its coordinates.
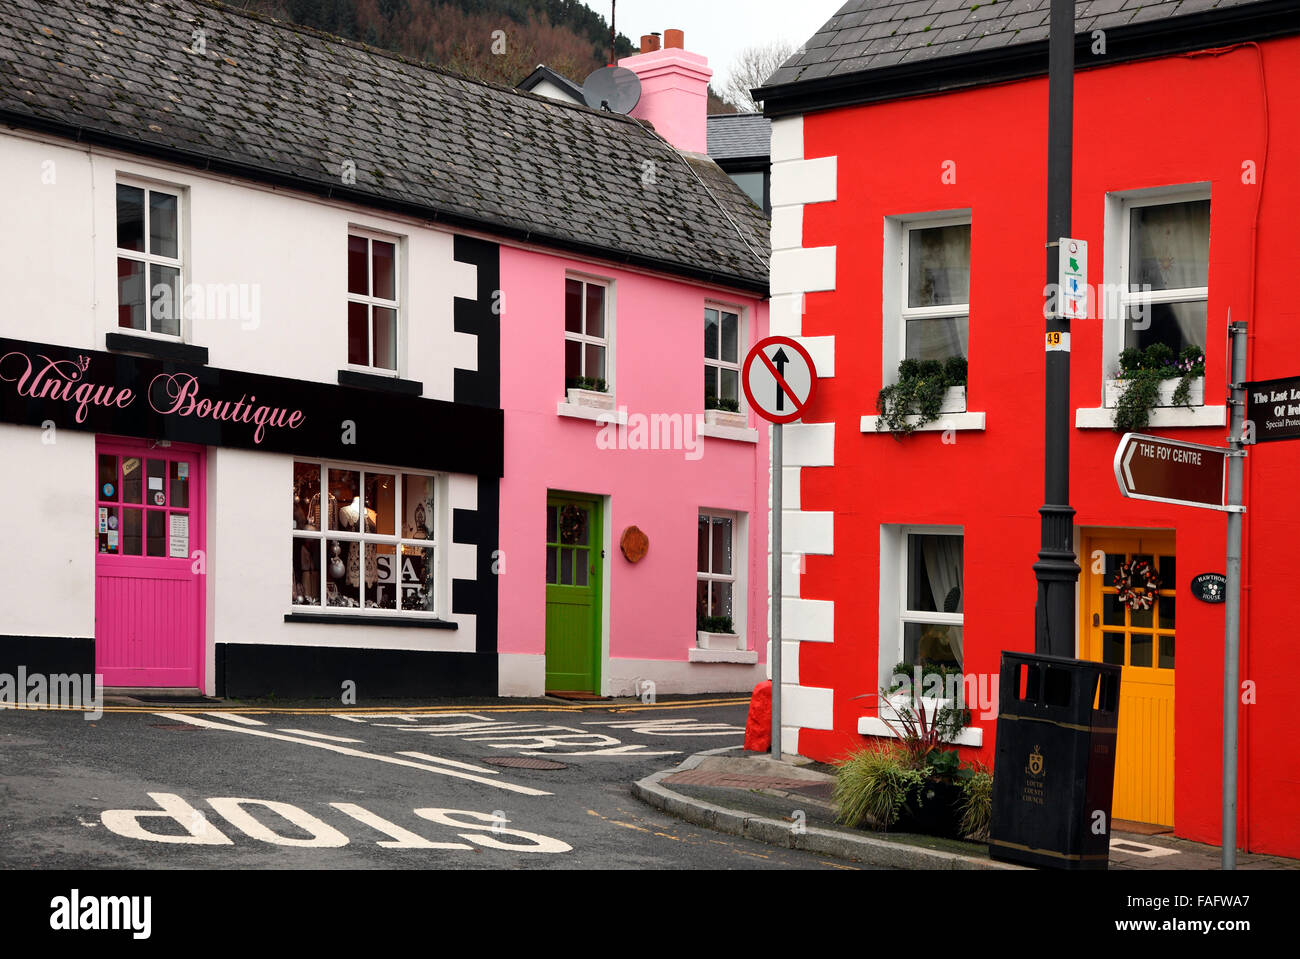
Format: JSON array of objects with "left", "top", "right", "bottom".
[
  {"left": 742, "top": 336, "right": 817, "bottom": 425},
  {"left": 1113, "top": 432, "right": 1233, "bottom": 511}
]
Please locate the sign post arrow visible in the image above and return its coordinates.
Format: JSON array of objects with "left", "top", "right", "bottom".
[{"left": 1113, "top": 433, "right": 1237, "bottom": 512}]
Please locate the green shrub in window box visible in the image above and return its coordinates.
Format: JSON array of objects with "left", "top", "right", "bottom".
[{"left": 875, "top": 356, "right": 968, "bottom": 435}]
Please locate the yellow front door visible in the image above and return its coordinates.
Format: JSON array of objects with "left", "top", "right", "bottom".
[{"left": 1080, "top": 532, "right": 1176, "bottom": 827}]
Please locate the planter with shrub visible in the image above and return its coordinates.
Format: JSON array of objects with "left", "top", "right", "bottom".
[
  {"left": 1108, "top": 343, "right": 1205, "bottom": 432},
  {"left": 566, "top": 376, "right": 613, "bottom": 411},
  {"left": 696, "top": 613, "right": 741, "bottom": 650},
  {"left": 833, "top": 689, "right": 991, "bottom": 840},
  {"left": 704, "top": 395, "right": 746, "bottom": 429},
  {"left": 875, "top": 356, "right": 967, "bottom": 435}
]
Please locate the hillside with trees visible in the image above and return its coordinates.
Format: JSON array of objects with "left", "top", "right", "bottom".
[{"left": 230, "top": 0, "right": 738, "bottom": 110}]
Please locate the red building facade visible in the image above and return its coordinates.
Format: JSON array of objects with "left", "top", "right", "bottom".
[{"left": 760, "top": 1, "right": 1300, "bottom": 857}]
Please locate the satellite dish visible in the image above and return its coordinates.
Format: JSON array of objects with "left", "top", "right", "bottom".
[{"left": 581, "top": 66, "right": 641, "bottom": 114}]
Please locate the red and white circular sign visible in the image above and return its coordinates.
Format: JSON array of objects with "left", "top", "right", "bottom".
[{"left": 742, "top": 336, "right": 818, "bottom": 424}]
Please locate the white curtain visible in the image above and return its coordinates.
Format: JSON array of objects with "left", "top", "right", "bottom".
[
  {"left": 922, "top": 536, "right": 964, "bottom": 663},
  {"left": 1131, "top": 200, "right": 1209, "bottom": 347}
]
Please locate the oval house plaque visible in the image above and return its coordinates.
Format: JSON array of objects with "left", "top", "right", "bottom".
[{"left": 1190, "top": 573, "right": 1227, "bottom": 604}]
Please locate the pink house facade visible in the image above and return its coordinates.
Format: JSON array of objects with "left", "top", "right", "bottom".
[
  {"left": 496, "top": 33, "right": 772, "bottom": 697},
  {"left": 497, "top": 250, "right": 770, "bottom": 696}
]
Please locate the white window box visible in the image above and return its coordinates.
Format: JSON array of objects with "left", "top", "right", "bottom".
[
  {"left": 565, "top": 387, "right": 614, "bottom": 411},
  {"left": 939, "top": 384, "right": 966, "bottom": 414},
  {"left": 697, "top": 630, "right": 744, "bottom": 651},
  {"left": 1103, "top": 376, "right": 1204, "bottom": 409},
  {"left": 857, "top": 692, "right": 983, "bottom": 747},
  {"left": 704, "top": 408, "right": 747, "bottom": 430}
]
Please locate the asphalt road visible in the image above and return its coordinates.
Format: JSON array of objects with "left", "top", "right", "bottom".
[{"left": 0, "top": 698, "right": 856, "bottom": 871}]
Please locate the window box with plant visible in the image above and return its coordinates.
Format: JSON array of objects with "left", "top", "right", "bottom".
[
  {"left": 704, "top": 394, "right": 746, "bottom": 429},
  {"left": 1107, "top": 343, "right": 1205, "bottom": 432},
  {"left": 875, "top": 356, "right": 967, "bottom": 435},
  {"left": 834, "top": 692, "right": 991, "bottom": 840},
  {"left": 565, "top": 376, "right": 613, "bottom": 411},
  {"left": 696, "top": 613, "right": 741, "bottom": 651}
]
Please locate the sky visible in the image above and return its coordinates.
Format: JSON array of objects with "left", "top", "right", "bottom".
[{"left": 578, "top": 0, "right": 845, "bottom": 91}]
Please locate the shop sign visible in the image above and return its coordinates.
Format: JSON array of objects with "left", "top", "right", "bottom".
[
  {"left": 0, "top": 337, "right": 502, "bottom": 476},
  {"left": 1244, "top": 374, "right": 1300, "bottom": 443},
  {"left": 1190, "top": 573, "right": 1227, "bottom": 604}
]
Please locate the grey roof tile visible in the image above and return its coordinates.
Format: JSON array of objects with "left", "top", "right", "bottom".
[
  {"left": 763, "top": 0, "right": 1268, "bottom": 88},
  {"left": 0, "top": 0, "right": 768, "bottom": 289}
]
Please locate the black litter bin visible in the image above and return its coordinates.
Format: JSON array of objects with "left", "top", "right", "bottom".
[{"left": 988, "top": 651, "right": 1121, "bottom": 870}]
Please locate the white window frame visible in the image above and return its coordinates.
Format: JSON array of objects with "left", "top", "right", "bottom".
[
  {"left": 704, "top": 302, "right": 746, "bottom": 412},
  {"left": 564, "top": 274, "right": 613, "bottom": 391},
  {"left": 291, "top": 459, "right": 445, "bottom": 620},
  {"left": 870, "top": 524, "right": 980, "bottom": 746},
  {"left": 346, "top": 228, "right": 403, "bottom": 376},
  {"left": 698, "top": 508, "right": 741, "bottom": 634},
  {"left": 882, "top": 211, "right": 971, "bottom": 411},
  {"left": 878, "top": 525, "right": 964, "bottom": 681},
  {"left": 115, "top": 177, "right": 186, "bottom": 340},
  {"left": 1109, "top": 185, "right": 1211, "bottom": 388}
]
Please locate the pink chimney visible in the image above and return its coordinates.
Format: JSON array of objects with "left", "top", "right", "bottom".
[{"left": 618, "top": 29, "right": 712, "bottom": 154}]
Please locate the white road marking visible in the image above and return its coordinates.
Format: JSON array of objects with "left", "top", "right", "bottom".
[
  {"left": 277, "top": 728, "right": 365, "bottom": 743},
  {"left": 207, "top": 797, "right": 349, "bottom": 848},
  {"left": 582, "top": 718, "right": 745, "bottom": 736},
  {"left": 360, "top": 713, "right": 679, "bottom": 757},
  {"left": 152, "top": 712, "right": 551, "bottom": 796},
  {"left": 101, "top": 792, "right": 232, "bottom": 845},
  {"left": 329, "top": 803, "right": 472, "bottom": 849},
  {"left": 331, "top": 715, "right": 370, "bottom": 723},
  {"left": 206, "top": 712, "right": 265, "bottom": 726},
  {"left": 396, "top": 751, "right": 500, "bottom": 774}
]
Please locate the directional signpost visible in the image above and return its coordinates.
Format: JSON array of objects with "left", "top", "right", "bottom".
[
  {"left": 1113, "top": 433, "right": 1234, "bottom": 512},
  {"left": 743, "top": 336, "right": 818, "bottom": 761}
]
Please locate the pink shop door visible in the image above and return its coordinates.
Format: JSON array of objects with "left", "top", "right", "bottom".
[{"left": 94, "top": 439, "right": 205, "bottom": 689}]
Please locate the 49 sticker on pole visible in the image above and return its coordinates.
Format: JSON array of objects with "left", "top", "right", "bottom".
[{"left": 742, "top": 336, "right": 818, "bottom": 424}]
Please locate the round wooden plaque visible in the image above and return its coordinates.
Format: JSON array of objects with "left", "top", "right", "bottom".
[{"left": 620, "top": 526, "right": 649, "bottom": 563}]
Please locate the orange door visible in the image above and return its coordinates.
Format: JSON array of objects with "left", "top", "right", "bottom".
[{"left": 1080, "top": 532, "right": 1176, "bottom": 827}]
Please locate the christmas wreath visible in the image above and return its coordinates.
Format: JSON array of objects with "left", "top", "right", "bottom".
[
  {"left": 559, "top": 505, "right": 587, "bottom": 545},
  {"left": 1113, "top": 559, "right": 1161, "bottom": 611}
]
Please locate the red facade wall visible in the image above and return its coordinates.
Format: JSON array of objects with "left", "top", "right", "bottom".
[{"left": 791, "top": 37, "right": 1300, "bottom": 857}]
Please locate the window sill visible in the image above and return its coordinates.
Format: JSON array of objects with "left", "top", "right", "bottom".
[
  {"left": 699, "top": 422, "right": 758, "bottom": 443},
  {"left": 106, "top": 332, "right": 208, "bottom": 365},
  {"left": 858, "top": 693, "right": 983, "bottom": 746},
  {"left": 688, "top": 648, "right": 758, "bottom": 664},
  {"left": 557, "top": 401, "right": 627, "bottom": 425},
  {"left": 1076, "top": 405, "right": 1227, "bottom": 429},
  {"left": 284, "top": 612, "right": 458, "bottom": 630},
  {"left": 858, "top": 715, "right": 983, "bottom": 746},
  {"left": 337, "top": 369, "right": 424, "bottom": 396},
  {"left": 859, "top": 411, "right": 986, "bottom": 433}
]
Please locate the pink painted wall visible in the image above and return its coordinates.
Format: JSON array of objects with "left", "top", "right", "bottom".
[{"left": 499, "top": 245, "right": 768, "bottom": 672}]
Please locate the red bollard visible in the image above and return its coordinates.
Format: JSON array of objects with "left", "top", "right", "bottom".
[{"left": 744, "top": 680, "right": 772, "bottom": 752}]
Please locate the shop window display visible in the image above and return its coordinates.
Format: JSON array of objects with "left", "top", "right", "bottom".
[{"left": 292, "top": 461, "right": 438, "bottom": 616}]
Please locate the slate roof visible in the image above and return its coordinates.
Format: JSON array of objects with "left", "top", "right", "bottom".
[
  {"left": 707, "top": 114, "right": 772, "bottom": 162},
  {"left": 767, "top": 0, "right": 1267, "bottom": 85},
  {"left": 0, "top": 0, "right": 768, "bottom": 291}
]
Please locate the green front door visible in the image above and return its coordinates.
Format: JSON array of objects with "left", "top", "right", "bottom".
[{"left": 544, "top": 495, "right": 602, "bottom": 693}]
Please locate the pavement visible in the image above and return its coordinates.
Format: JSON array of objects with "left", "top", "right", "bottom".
[{"left": 633, "top": 746, "right": 1300, "bottom": 871}]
